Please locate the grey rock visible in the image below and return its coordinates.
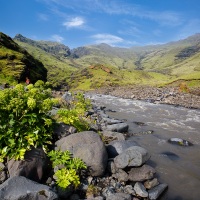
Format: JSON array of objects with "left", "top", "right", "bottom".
[
  {"left": 114, "top": 146, "right": 150, "bottom": 169},
  {"left": 134, "top": 182, "right": 148, "bottom": 198},
  {"left": 0, "top": 176, "right": 58, "bottom": 200},
  {"left": 168, "top": 138, "right": 193, "bottom": 146},
  {"left": 124, "top": 185, "right": 135, "bottom": 195},
  {"left": 0, "top": 163, "right": 6, "bottom": 183},
  {"left": 144, "top": 178, "right": 159, "bottom": 189},
  {"left": 55, "top": 131, "right": 108, "bottom": 176},
  {"left": 107, "top": 161, "right": 117, "bottom": 174},
  {"left": 113, "top": 169, "right": 129, "bottom": 182},
  {"left": 102, "top": 131, "right": 125, "bottom": 143},
  {"left": 148, "top": 183, "right": 168, "bottom": 200},
  {"left": 106, "top": 192, "right": 132, "bottom": 200},
  {"left": 107, "top": 140, "right": 138, "bottom": 158},
  {"left": 8, "top": 147, "right": 49, "bottom": 182},
  {"left": 128, "top": 164, "right": 156, "bottom": 182},
  {"left": 104, "top": 123, "right": 129, "bottom": 133},
  {"left": 102, "top": 187, "right": 115, "bottom": 198},
  {"left": 53, "top": 122, "right": 77, "bottom": 139}
]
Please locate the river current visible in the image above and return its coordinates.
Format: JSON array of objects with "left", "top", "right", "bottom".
[{"left": 87, "top": 94, "right": 200, "bottom": 200}]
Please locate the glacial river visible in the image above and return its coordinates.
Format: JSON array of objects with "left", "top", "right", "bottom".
[{"left": 87, "top": 94, "right": 200, "bottom": 200}]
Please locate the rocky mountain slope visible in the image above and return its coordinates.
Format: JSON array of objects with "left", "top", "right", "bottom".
[{"left": 0, "top": 32, "right": 47, "bottom": 85}]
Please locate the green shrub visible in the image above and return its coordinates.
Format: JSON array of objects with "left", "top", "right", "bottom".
[
  {"left": 48, "top": 150, "right": 87, "bottom": 189},
  {"left": 56, "top": 92, "right": 92, "bottom": 132},
  {"left": 0, "top": 80, "right": 57, "bottom": 161}
]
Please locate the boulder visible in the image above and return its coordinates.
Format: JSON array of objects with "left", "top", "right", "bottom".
[
  {"left": 0, "top": 176, "right": 58, "bottom": 200},
  {"left": 55, "top": 131, "right": 108, "bottom": 176},
  {"left": 8, "top": 147, "right": 49, "bottom": 182},
  {"left": 134, "top": 182, "right": 148, "bottom": 198},
  {"left": 107, "top": 140, "right": 138, "bottom": 158},
  {"left": 128, "top": 164, "right": 156, "bottom": 182},
  {"left": 103, "top": 123, "right": 129, "bottom": 133},
  {"left": 148, "top": 183, "right": 168, "bottom": 200},
  {"left": 114, "top": 146, "right": 150, "bottom": 169},
  {"left": 102, "top": 131, "right": 125, "bottom": 143},
  {"left": 106, "top": 193, "right": 132, "bottom": 200}
]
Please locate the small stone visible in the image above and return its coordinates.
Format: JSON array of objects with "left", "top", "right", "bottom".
[
  {"left": 124, "top": 185, "right": 135, "bottom": 195},
  {"left": 148, "top": 183, "right": 168, "bottom": 200},
  {"left": 144, "top": 178, "right": 159, "bottom": 189},
  {"left": 128, "top": 164, "right": 156, "bottom": 182},
  {"left": 106, "top": 192, "right": 132, "bottom": 200},
  {"left": 134, "top": 182, "right": 148, "bottom": 198}
]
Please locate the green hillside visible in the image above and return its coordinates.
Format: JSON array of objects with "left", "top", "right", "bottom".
[
  {"left": 14, "top": 35, "right": 77, "bottom": 88},
  {"left": 0, "top": 32, "right": 47, "bottom": 85},
  {"left": 12, "top": 32, "right": 200, "bottom": 90}
]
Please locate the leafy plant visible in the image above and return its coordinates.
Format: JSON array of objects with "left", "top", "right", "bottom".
[
  {"left": 0, "top": 80, "right": 58, "bottom": 161},
  {"left": 56, "top": 92, "right": 92, "bottom": 132},
  {"left": 48, "top": 150, "right": 87, "bottom": 189}
]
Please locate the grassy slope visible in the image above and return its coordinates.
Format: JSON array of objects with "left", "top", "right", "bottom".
[
  {"left": 0, "top": 32, "right": 47, "bottom": 85},
  {"left": 15, "top": 40, "right": 77, "bottom": 88},
  {"left": 70, "top": 65, "right": 174, "bottom": 91}
]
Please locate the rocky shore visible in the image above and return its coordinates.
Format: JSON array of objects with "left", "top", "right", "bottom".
[
  {"left": 89, "top": 86, "right": 200, "bottom": 109},
  {"left": 0, "top": 92, "right": 169, "bottom": 200}
]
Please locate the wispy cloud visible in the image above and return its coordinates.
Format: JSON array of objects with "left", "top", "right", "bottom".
[
  {"left": 50, "top": 34, "right": 64, "bottom": 43},
  {"left": 38, "top": 13, "right": 49, "bottom": 21},
  {"left": 63, "top": 17, "right": 85, "bottom": 28},
  {"left": 39, "top": 0, "right": 184, "bottom": 27},
  {"left": 91, "top": 34, "right": 124, "bottom": 45}
]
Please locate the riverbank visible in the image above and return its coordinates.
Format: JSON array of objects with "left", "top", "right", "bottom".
[{"left": 88, "top": 86, "right": 200, "bottom": 109}]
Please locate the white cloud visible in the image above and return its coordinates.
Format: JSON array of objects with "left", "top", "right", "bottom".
[
  {"left": 50, "top": 34, "right": 64, "bottom": 43},
  {"left": 91, "top": 34, "right": 124, "bottom": 45},
  {"left": 63, "top": 17, "right": 85, "bottom": 28}
]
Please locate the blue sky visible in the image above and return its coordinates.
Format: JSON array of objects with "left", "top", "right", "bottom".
[{"left": 1, "top": 0, "right": 200, "bottom": 48}]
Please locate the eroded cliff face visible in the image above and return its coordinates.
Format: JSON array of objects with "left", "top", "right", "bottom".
[{"left": 0, "top": 32, "right": 47, "bottom": 84}]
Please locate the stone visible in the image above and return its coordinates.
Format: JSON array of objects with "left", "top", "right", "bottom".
[
  {"left": 0, "top": 162, "right": 6, "bottom": 183},
  {"left": 0, "top": 176, "right": 58, "bottom": 200},
  {"left": 103, "top": 123, "right": 129, "bottom": 133},
  {"left": 168, "top": 138, "right": 193, "bottom": 146},
  {"left": 148, "top": 183, "right": 168, "bottom": 200},
  {"left": 114, "top": 146, "right": 150, "bottom": 169},
  {"left": 53, "top": 122, "right": 77, "bottom": 139},
  {"left": 124, "top": 185, "right": 135, "bottom": 195},
  {"left": 134, "top": 182, "right": 148, "bottom": 198},
  {"left": 112, "top": 169, "right": 129, "bottom": 182},
  {"left": 106, "top": 192, "right": 132, "bottom": 200},
  {"left": 102, "top": 187, "right": 115, "bottom": 198},
  {"left": 55, "top": 131, "right": 108, "bottom": 176},
  {"left": 107, "top": 161, "right": 117, "bottom": 174},
  {"left": 128, "top": 164, "right": 156, "bottom": 182},
  {"left": 8, "top": 147, "right": 49, "bottom": 182},
  {"left": 144, "top": 178, "right": 159, "bottom": 189},
  {"left": 106, "top": 140, "right": 138, "bottom": 158},
  {"left": 102, "top": 131, "right": 125, "bottom": 143}
]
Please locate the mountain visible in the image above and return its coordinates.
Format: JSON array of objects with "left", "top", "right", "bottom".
[
  {"left": 13, "top": 33, "right": 200, "bottom": 90},
  {"left": 0, "top": 32, "right": 47, "bottom": 85},
  {"left": 14, "top": 34, "right": 77, "bottom": 89}
]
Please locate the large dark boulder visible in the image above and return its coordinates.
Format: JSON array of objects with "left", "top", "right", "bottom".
[
  {"left": 0, "top": 176, "right": 58, "bottom": 200},
  {"left": 8, "top": 147, "right": 49, "bottom": 182},
  {"left": 55, "top": 131, "right": 108, "bottom": 176}
]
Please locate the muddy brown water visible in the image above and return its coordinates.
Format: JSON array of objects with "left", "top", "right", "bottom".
[{"left": 87, "top": 94, "right": 200, "bottom": 200}]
